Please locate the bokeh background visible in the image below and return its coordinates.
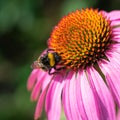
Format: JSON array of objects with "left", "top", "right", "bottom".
[{"left": 0, "top": 0, "right": 120, "bottom": 120}]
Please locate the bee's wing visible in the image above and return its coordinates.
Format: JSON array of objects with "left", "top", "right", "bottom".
[
  {"left": 31, "top": 61, "right": 40, "bottom": 69},
  {"left": 31, "top": 60, "right": 48, "bottom": 71}
]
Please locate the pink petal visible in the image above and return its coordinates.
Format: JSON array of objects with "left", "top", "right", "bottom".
[
  {"left": 33, "top": 73, "right": 52, "bottom": 119},
  {"left": 117, "top": 109, "right": 120, "bottom": 120},
  {"left": 113, "top": 34, "right": 120, "bottom": 40},
  {"left": 62, "top": 72, "right": 74, "bottom": 120},
  {"left": 34, "top": 87, "right": 48, "bottom": 120},
  {"left": 62, "top": 71, "right": 82, "bottom": 120},
  {"left": 101, "top": 11, "right": 108, "bottom": 18},
  {"left": 99, "top": 51, "right": 120, "bottom": 107},
  {"left": 76, "top": 72, "right": 88, "bottom": 120},
  {"left": 111, "top": 20, "right": 120, "bottom": 26},
  {"left": 45, "top": 74, "right": 65, "bottom": 120},
  {"left": 108, "top": 44, "right": 120, "bottom": 54},
  {"left": 112, "top": 38, "right": 120, "bottom": 43},
  {"left": 31, "top": 79, "right": 42, "bottom": 101},
  {"left": 27, "top": 69, "right": 39, "bottom": 90},
  {"left": 107, "top": 10, "right": 120, "bottom": 20},
  {"left": 41, "top": 73, "right": 52, "bottom": 90},
  {"left": 80, "top": 70, "right": 99, "bottom": 120},
  {"left": 112, "top": 34, "right": 120, "bottom": 43},
  {"left": 113, "top": 27, "right": 120, "bottom": 33},
  {"left": 31, "top": 72, "right": 50, "bottom": 101},
  {"left": 87, "top": 67, "right": 115, "bottom": 120}
]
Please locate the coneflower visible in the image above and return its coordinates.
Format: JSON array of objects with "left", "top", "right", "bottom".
[{"left": 27, "top": 8, "right": 120, "bottom": 120}]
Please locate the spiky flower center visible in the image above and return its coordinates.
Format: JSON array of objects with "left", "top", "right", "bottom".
[{"left": 48, "top": 9, "right": 112, "bottom": 70}]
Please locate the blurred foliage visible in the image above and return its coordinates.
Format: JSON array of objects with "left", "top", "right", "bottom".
[{"left": 0, "top": 0, "right": 120, "bottom": 120}]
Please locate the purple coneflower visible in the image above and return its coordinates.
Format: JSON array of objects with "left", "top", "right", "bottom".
[{"left": 27, "top": 8, "right": 120, "bottom": 120}]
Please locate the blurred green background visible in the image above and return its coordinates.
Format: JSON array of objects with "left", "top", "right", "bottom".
[{"left": 0, "top": 0, "right": 120, "bottom": 120}]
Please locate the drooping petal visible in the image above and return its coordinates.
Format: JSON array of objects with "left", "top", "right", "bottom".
[
  {"left": 31, "top": 72, "right": 51, "bottom": 101},
  {"left": 45, "top": 74, "right": 65, "bottom": 120},
  {"left": 31, "top": 79, "right": 42, "bottom": 101},
  {"left": 80, "top": 70, "right": 99, "bottom": 120},
  {"left": 62, "top": 71, "right": 83, "bottom": 120},
  {"left": 33, "top": 73, "right": 52, "bottom": 120},
  {"left": 99, "top": 51, "right": 120, "bottom": 107},
  {"left": 27, "top": 69, "right": 39, "bottom": 90},
  {"left": 87, "top": 67, "right": 115, "bottom": 120},
  {"left": 76, "top": 72, "right": 88, "bottom": 120},
  {"left": 34, "top": 87, "right": 47, "bottom": 120},
  {"left": 62, "top": 72, "right": 74, "bottom": 120},
  {"left": 41, "top": 73, "right": 52, "bottom": 90},
  {"left": 117, "top": 109, "right": 120, "bottom": 120}
]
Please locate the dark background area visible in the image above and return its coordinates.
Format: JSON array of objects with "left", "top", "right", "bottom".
[{"left": 0, "top": 0, "right": 120, "bottom": 120}]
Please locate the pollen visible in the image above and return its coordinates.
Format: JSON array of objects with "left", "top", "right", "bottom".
[{"left": 48, "top": 8, "right": 112, "bottom": 70}]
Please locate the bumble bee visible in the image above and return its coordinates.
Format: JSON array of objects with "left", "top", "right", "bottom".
[{"left": 31, "top": 49, "right": 64, "bottom": 74}]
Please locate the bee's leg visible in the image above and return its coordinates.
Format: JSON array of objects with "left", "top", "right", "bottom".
[
  {"left": 47, "top": 48, "right": 54, "bottom": 53},
  {"left": 48, "top": 68, "right": 60, "bottom": 75},
  {"left": 48, "top": 68, "right": 52, "bottom": 75},
  {"left": 48, "top": 66, "right": 65, "bottom": 75},
  {"left": 54, "top": 66, "right": 65, "bottom": 71},
  {"left": 48, "top": 68, "right": 56, "bottom": 75}
]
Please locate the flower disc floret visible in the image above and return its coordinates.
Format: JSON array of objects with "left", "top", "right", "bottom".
[{"left": 48, "top": 9, "right": 112, "bottom": 70}]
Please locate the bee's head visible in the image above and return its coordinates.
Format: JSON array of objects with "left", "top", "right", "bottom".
[{"left": 31, "top": 56, "right": 49, "bottom": 71}]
